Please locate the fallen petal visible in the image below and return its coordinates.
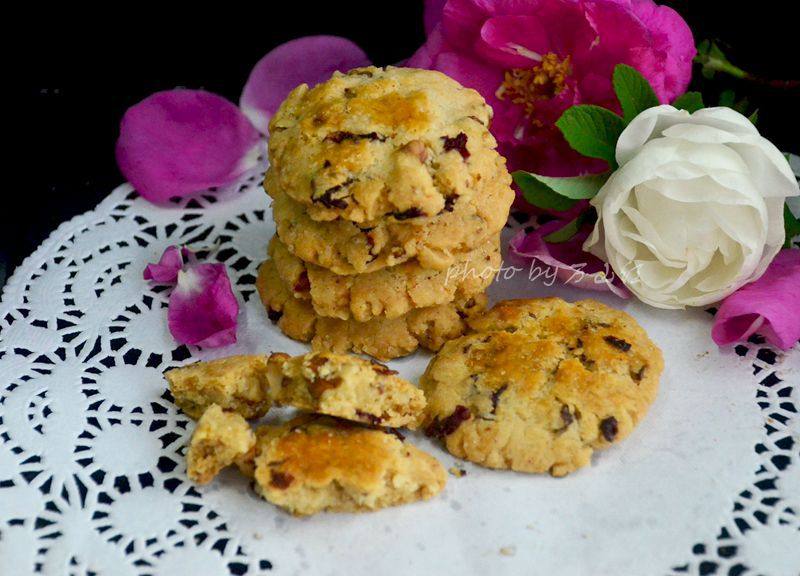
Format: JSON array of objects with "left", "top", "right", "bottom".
[
  {"left": 168, "top": 264, "right": 239, "bottom": 348},
  {"left": 143, "top": 246, "right": 193, "bottom": 283},
  {"left": 509, "top": 222, "right": 630, "bottom": 298},
  {"left": 240, "top": 35, "right": 371, "bottom": 134},
  {"left": 116, "top": 90, "right": 262, "bottom": 203},
  {"left": 712, "top": 250, "right": 800, "bottom": 350}
]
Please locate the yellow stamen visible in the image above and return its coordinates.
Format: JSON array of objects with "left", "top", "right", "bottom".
[{"left": 496, "top": 53, "right": 572, "bottom": 126}]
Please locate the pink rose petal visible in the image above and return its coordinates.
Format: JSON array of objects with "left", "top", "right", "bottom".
[
  {"left": 168, "top": 264, "right": 239, "bottom": 348},
  {"left": 240, "top": 36, "right": 371, "bottom": 134},
  {"left": 509, "top": 220, "right": 630, "bottom": 298},
  {"left": 424, "top": 0, "right": 447, "bottom": 35},
  {"left": 712, "top": 250, "right": 800, "bottom": 351},
  {"left": 143, "top": 246, "right": 192, "bottom": 283},
  {"left": 116, "top": 90, "right": 262, "bottom": 204}
]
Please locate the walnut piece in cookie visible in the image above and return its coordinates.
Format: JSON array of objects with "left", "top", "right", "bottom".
[
  {"left": 165, "top": 355, "right": 272, "bottom": 420},
  {"left": 186, "top": 404, "right": 256, "bottom": 484},
  {"left": 265, "top": 351, "right": 425, "bottom": 428},
  {"left": 251, "top": 415, "right": 446, "bottom": 516},
  {"left": 420, "top": 298, "right": 663, "bottom": 477}
]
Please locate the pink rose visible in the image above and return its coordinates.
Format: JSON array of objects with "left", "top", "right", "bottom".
[{"left": 410, "top": 0, "right": 695, "bottom": 176}]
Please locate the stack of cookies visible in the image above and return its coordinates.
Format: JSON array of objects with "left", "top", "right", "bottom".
[{"left": 256, "top": 66, "right": 514, "bottom": 360}]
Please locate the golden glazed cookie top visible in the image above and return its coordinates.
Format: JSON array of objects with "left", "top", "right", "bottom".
[
  {"left": 253, "top": 415, "right": 447, "bottom": 515},
  {"left": 421, "top": 298, "right": 663, "bottom": 476},
  {"left": 267, "top": 66, "right": 504, "bottom": 223}
]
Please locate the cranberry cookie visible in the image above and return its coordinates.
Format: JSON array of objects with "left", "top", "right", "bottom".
[
  {"left": 266, "top": 66, "right": 502, "bottom": 224},
  {"left": 420, "top": 298, "right": 663, "bottom": 476}
]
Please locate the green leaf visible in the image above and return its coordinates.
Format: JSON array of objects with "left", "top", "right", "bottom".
[
  {"left": 785, "top": 203, "right": 800, "bottom": 248},
  {"left": 512, "top": 172, "right": 577, "bottom": 211},
  {"left": 748, "top": 109, "right": 759, "bottom": 126},
  {"left": 556, "top": 105, "right": 626, "bottom": 168},
  {"left": 612, "top": 64, "right": 660, "bottom": 123},
  {"left": 512, "top": 171, "right": 608, "bottom": 202},
  {"left": 718, "top": 89, "right": 736, "bottom": 108},
  {"left": 543, "top": 211, "right": 594, "bottom": 243},
  {"left": 672, "top": 91, "right": 704, "bottom": 113}
]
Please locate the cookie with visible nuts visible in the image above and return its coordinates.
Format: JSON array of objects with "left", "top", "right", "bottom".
[
  {"left": 267, "top": 66, "right": 502, "bottom": 224},
  {"left": 256, "top": 258, "right": 487, "bottom": 360},
  {"left": 265, "top": 351, "right": 425, "bottom": 428},
  {"left": 271, "top": 169, "right": 512, "bottom": 275},
  {"left": 420, "top": 298, "right": 663, "bottom": 476},
  {"left": 166, "top": 355, "right": 272, "bottom": 420},
  {"left": 249, "top": 414, "right": 446, "bottom": 516},
  {"left": 269, "top": 234, "right": 499, "bottom": 321},
  {"left": 186, "top": 404, "right": 256, "bottom": 484}
]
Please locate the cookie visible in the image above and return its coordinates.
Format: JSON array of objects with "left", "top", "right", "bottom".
[
  {"left": 265, "top": 351, "right": 425, "bottom": 428},
  {"left": 420, "top": 298, "right": 663, "bottom": 477},
  {"left": 256, "top": 259, "right": 487, "bottom": 360},
  {"left": 267, "top": 66, "right": 501, "bottom": 224},
  {"left": 269, "top": 234, "right": 500, "bottom": 321},
  {"left": 166, "top": 355, "right": 272, "bottom": 420},
  {"left": 249, "top": 414, "right": 446, "bottom": 515},
  {"left": 271, "top": 168, "right": 512, "bottom": 275},
  {"left": 186, "top": 404, "right": 256, "bottom": 484}
]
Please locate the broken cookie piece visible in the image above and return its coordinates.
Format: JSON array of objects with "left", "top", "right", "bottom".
[
  {"left": 252, "top": 415, "right": 446, "bottom": 516},
  {"left": 165, "top": 355, "right": 272, "bottom": 419},
  {"left": 265, "top": 351, "right": 426, "bottom": 428},
  {"left": 187, "top": 404, "right": 256, "bottom": 484}
]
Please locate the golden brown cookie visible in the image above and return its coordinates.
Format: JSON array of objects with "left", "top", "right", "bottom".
[
  {"left": 256, "top": 259, "right": 487, "bottom": 360},
  {"left": 250, "top": 414, "right": 446, "bottom": 516},
  {"left": 186, "top": 404, "right": 256, "bottom": 484},
  {"left": 267, "top": 66, "right": 502, "bottom": 224},
  {"left": 165, "top": 355, "right": 272, "bottom": 420},
  {"left": 269, "top": 235, "right": 499, "bottom": 321},
  {"left": 270, "top": 169, "right": 512, "bottom": 275},
  {"left": 265, "top": 351, "right": 425, "bottom": 428},
  {"left": 420, "top": 298, "right": 663, "bottom": 477}
]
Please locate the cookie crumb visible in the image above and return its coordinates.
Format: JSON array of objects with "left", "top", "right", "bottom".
[
  {"left": 448, "top": 466, "right": 467, "bottom": 478},
  {"left": 499, "top": 546, "right": 516, "bottom": 557}
]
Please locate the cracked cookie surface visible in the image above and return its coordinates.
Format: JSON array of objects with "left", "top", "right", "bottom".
[
  {"left": 256, "top": 258, "right": 487, "bottom": 360},
  {"left": 166, "top": 355, "right": 272, "bottom": 420},
  {"left": 265, "top": 351, "right": 425, "bottom": 428},
  {"left": 267, "top": 66, "right": 502, "bottom": 224},
  {"left": 186, "top": 404, "right": 256, "bottom": 484},
  {"left": 420, "top": 298, "right": 663, "bottom": 476},
  {"left": 250, "top": 414, "right": 446, "bottom": 516},
  {"left": 269, "top": 234, "right": 499, "bottom": 321}
]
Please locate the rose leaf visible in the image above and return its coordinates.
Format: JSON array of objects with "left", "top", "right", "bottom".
[
  {"left": 556, "top": 105, "right": 626, "bottom": 168},
  {"left": 612, "top": 64, "right": 660, "bottom": 123}
]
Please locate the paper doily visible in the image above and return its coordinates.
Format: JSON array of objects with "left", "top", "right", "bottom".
[{"left": 1, "top": 157, "right": 797, "bottom": 576}]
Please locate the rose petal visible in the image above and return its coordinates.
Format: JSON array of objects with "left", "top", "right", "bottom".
[
  {"left": 509, "top": 221, "right": 630, "bottom": 298},
  {"left": 476, "top": 15, "right": 550, "bottom": 69},
  {"left": 116, "top": 90, "right": 262, "bottom": 203},
  {"left": 168, "top": 264, "right": 239, "bottom": 348},
  {"left": 240, "top": 36, "right": 371, "bottom": 134},
  {"left": 424, "top": 0, "right": 447, "bottom": 35},
  {"left": 712, "top": 250, "right": 800, "bottom": 350},
  {"left": 143, "top": 246, "right": 193, "bottom": 283}
]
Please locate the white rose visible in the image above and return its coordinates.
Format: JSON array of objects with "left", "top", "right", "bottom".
[{"left": 584, "top": 105, "right": 799, "bottom": 309}]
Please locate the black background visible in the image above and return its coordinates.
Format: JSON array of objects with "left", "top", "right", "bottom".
[{"left": 10, "top": 1, "right": 799, "bottom": 281}]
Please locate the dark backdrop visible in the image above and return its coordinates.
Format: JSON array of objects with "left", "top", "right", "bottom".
[{"left": 10, "top": 1, "right": 799, "bottom": 282}]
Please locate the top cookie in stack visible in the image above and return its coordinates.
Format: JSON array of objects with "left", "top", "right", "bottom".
[{"left": 258, "top": 66, "right": 514, "bottom": 360}]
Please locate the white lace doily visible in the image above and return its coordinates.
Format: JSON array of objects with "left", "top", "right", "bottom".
[{"left": 1, "top": 157, "right": 798, "bottom": 576}]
